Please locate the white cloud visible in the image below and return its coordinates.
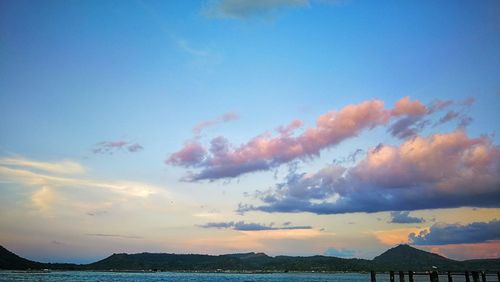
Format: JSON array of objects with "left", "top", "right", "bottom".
[
  {"left": 0, "top": 157, "right": 167, "bottom": 213},
  {"left": 31, "top": 186, "right": 58, "bottom": 212},
  {"left": 0, "top": 157, "right": 85, "bottom": 175}
]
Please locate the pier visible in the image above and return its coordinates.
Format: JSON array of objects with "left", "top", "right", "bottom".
[{"left": 370, "top": 270, "right": 500, "bottom": 282}]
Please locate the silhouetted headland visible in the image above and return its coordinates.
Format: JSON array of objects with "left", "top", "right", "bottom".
[{"left": 1, "top": 244, "right": 499, "bottom": 272}]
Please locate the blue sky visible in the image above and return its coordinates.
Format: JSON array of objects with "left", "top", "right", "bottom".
[{"left": 0, "top": 0, "right": 499, "bottom": 263}]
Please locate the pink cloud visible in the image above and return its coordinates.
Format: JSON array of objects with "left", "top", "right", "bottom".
[
  {"left": 277, "top": 119, "right": 303, "bottom": 136},
  {"left": 167, "top": 142, "right": 206, "bottom": 167},
  {"left": 353, "top": 130, "right": 499, "bottom": 192},
  {"left": 392, "top": 96, "right": 427, "bottom": 116},
  {"left": 127, "top": 143, "right": 144, "bottom": 152},
  {"left": 221, "top": 112, "right": 239, "bottom": 122},
  {"left": 192, "top": 111, "right": 239, "bottom": 135},
  {"left": 169, "top": 99, "right": 393, "bottom": 181},
  {"left": 168, "top": 97, "right": 469, "bottom": 181},
  {"left": 241, "top": 130, "right": 500, "bottom": 214}
]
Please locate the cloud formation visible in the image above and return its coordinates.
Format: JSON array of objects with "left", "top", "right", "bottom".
[
  {"left": 168, "top": 97, "right": 479, "bottom": 181},
  {"left": 389, "top": 211, "right": 425, "bottom": 224},
  {"left": 387, "top": 97, "right": 446, "bottom": 140},
  {"left": 203, "top": 0, "right": 308, "bottom": 19},
  {"left": 432, "top": 98, "right": 475, "bottom": 128},
  {"left": 238, "top": 130, "right": 500, "bottom": 214},
  {"left": 92, "top": 140, "right": 144, "bottom": 154},
  {"left": 169, "top": 98, "right": 427, "bottom": 181},
  {"left": 387, "top": 97, "right": 475, "bottom": 140},
  {"left": 409, "top": 220, "right": 500, "bottom": 245},
  {"left": 198, "top": 221, "right": 312, "bottom": 231}
]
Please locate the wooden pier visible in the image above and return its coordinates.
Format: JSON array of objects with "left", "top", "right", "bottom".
[{"left": 370, "top": 270, "right": 500, "bottom": 282}]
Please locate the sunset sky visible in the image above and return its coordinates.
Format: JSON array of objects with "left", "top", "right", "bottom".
[{"left": 0, "top": 0, "right": 499, "bottom": 264}]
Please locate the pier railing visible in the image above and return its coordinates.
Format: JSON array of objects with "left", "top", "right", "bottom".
[{"left": 370, "top": 270, "right": 500, "bottom": 282}]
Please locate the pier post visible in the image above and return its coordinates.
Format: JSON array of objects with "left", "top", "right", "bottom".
[
  {"left": 480, "top": 272, "right": 486, "bottom": 282},
  {"left": 371, "top": 271, "right": 376, "bottom": 282},
  {"left": 408, "top": 271, "right": 414, "bottom": 282},
  {"left": 399, "top": 271, "right": 405, "bottom": 282},
  {"left": 390, "top": 271, "right": 395, "bottom": 282},
  {"left": 465, "top": 271, "right": 470, "bottom": 282},
  {"left": 429, "top": 271, "right": 439, "bottom": 282},
  {"left": 480, "top": 271, "right": 486, "bottom": 282},
  {"left": 447, "top": 271, "right": 452, "bottom": 282},
  {"left": 471, "top": 271, "right": 479, "bottom": 282}
]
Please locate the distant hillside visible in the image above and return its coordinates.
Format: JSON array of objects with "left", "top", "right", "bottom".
[
  {"left": 86, "top": 251, "right": 372, "bottom": 271},
  {"left": 1, "top": 244, "right": 499, "bottom": 272},
  {"left": 462, "top": 258, "right": 500, "bottom": 271},
  {"left": 87, "top": 252, "right": 247, "bottom": 271},
  {"left": 0, "top": 245, "right": 43, "bottom": 270}
]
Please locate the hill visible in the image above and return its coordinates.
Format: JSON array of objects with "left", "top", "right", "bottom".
[
  {"left": 0, "top": 245, "right": 43, "bottom": 270},
  {"left": 372, "top": 244, "right": 463, "bottom": 271},
  {"left": 1, "top": 244, "right": 498, "bottom": 272}
]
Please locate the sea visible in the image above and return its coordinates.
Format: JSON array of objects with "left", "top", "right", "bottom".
[{"left": 0, "top": 271, "right": 474, "bottom": 282}]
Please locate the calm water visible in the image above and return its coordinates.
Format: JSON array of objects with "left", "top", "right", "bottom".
[{"left": 0, "top": 271, "right": 474, "bottom": 282}]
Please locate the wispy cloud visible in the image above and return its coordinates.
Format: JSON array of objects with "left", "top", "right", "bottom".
[
  {"left": 192, "top": 112, "right": 239, "bottom": 136},
  {"left": 238, "top": 130, "right": 500, "bottom": 214},
  {"left": 198, "top": 221, "right": 312, "bottom": 231},
  {"left": 203, "top": 0, "right": 309, "bottom": 19},
  {"left": 0, "top": 156, "right": 163, "bottom": 214},
  {"left": 92, "top": 140, "right": 144, "bottom": 154},
  {"left": 432, "top": 97, "right": 475, "bottom": 129},
  {"left": 86, "top": 210, "right": 108, "bottom": 217},
  {"left": 389, "top": 211, "right": 425, "bottom": 224},
  {"left": 0, "top": 165, "right": 159, "bottom": 198},
  {"left": 85, "top": 233, "right": 143, "bottom": 239},
  {"left": 387, "top": 116, "right": 429, "bottom": 140},
  {"left": 409, "top": 220, "right": 500, "bottom": 245},
  {"left": 0, "top": 157, "right": 85, "bottom": 175},
  {"left": 176, "top": 39, "right": 210, "bottom": 57}
]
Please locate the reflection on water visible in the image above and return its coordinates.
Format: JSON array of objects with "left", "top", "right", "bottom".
[{"left": 0, "top": 271, "right": 485, "bottom": 282}]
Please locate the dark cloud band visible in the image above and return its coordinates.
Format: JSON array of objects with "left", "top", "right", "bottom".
[
  {"left": 409, "top": 220, "right": 500, "bottom": 245},
  {"left": 198, "top": 221, "right": 312, "bottom": 231}
]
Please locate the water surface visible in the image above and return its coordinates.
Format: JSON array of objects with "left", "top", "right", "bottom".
[{"left": 0, "top": 271, "right": 473, "bottom": 282}]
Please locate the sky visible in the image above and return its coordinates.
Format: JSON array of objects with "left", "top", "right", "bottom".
[{"left": 0, "top": 0, "right": 499, "bottom": 263}]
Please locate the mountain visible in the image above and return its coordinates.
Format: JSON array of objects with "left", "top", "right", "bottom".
[
  {"left": 1, "top": 244, "right": 499, "bottom": 271},
  {"left": 372, "top": 244, "right": 463, "bottom": 271}
]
